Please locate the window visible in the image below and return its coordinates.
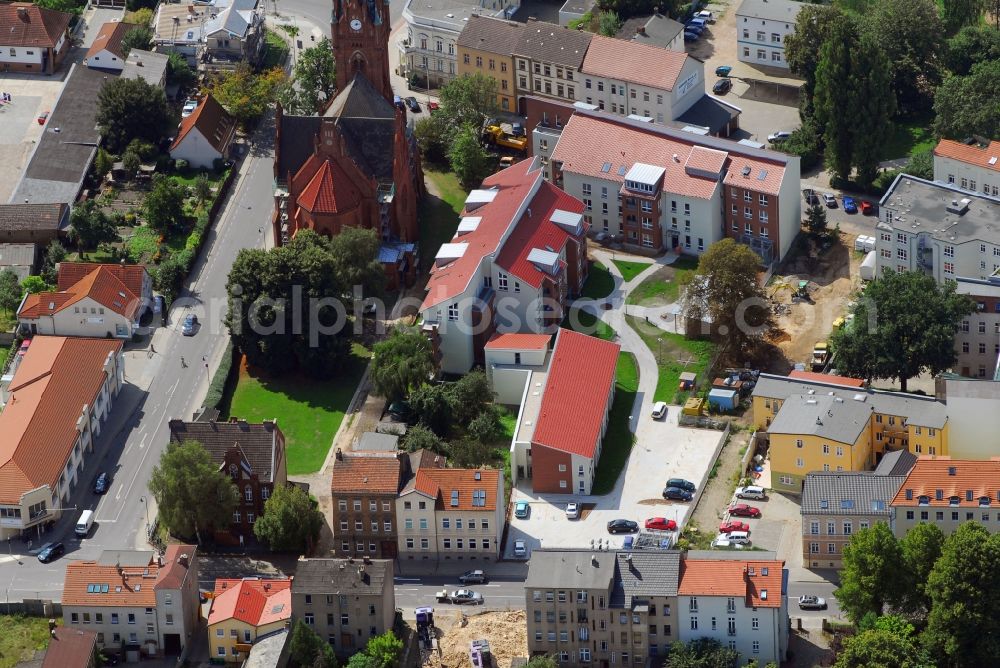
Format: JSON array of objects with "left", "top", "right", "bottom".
[
  {"left": 111, "top": 614, "right": 119, "bottom": 624},
  {"left": 127, "top": 614, "right": 136, "bottom": 625},
  {"left": 690, "top": 618, "right": 698, "bottom": 630},
  {"left": 353, "top": 500, "right": 361, "bottom": 511},
  {"left": 752, "top": 641, "right": 760, "bottom": 654},
  {"left": 796, "top": 458, "right": 804, "bottom": 468},
  {"left": 498, "top": 272, "right": 508, "bottom": 291}
]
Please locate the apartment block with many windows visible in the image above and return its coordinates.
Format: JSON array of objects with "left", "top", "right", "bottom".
[
  {"left": 456, "top": 15, "right": 522, "bottom": 112},
  {"left": 514, "top": 19, "right": 592, "bottom": 106},
  {"left": 933, "top": 138, "right": 1000, "bottom": 198},
  {"left": 890, "top": 458, "right": 1000, "bottom": 538},
  {"left": 330, "top": 452, "right": 404, "bottom": 559},
  {"left": 734, "top": 0, "right": 802, "bottom": 69}
]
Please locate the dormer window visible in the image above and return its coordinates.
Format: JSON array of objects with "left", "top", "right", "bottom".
[
  {"left": 917, "top": 495, "right": 929, "bottom": 506},
  {"left": 949, "top": 496, "right": 960, "bottom": 506}
]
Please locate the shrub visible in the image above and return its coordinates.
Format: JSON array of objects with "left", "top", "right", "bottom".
[{"left": 203, "top": 341, "right": 235, "bottom": 410}]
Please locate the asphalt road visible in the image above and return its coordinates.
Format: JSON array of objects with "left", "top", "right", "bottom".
[
  {"left": 0, "top": 119, "right": 276, "bottom": 604},
  {"left": 393, "top": 574, "right": 527, "bottom": 614}
]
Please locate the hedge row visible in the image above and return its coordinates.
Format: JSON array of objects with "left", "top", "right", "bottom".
[{"left": 203, "top": 340, "right": 236, "bottom": 411}]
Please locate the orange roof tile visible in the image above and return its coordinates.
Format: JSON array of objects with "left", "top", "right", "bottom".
[
  {"left": 170, "top": 94, "right": 236, "bottom": 155},
  {"left": 20, "top": 265, "right": 143, "bottom": 320},
  {"left": 892, "top": 458, "right": 1000, "bottom": 508},
  {"left": 531, "top": 328, "right": 620, "bottom": 459},
  {"left": 0, "top": 337, "right": 122, "bottom": 504},
  {"left": 678, "top": 559, "right": 783, "bottom": 608},
  {"left": 57, "top": 262, "right": 147, "bottom": 294},
  {"left": 787, "top": 371, "right": 864, "bottom": 387},
  {"left": 85, "top": 21, "right": 136, "bottom": 62},
  {"left": 298, "top": 159, "right": 362, "bottom": 214},
  {"left": 63, "top": 557, "right": 160, "bottom": 607},
  {"left": 485, "top": 333, "right": 552, "bottom": 350},
  {"left": 42, "top": 627, "right": 97, "bottom": 668},
  {"left": 208, "top": 578, "right": 292, "bottom": 627},
  {"left": 331, "top": 454, "right": 402, "bottom": 495},
  {"left": 157, "top": 544, "right": 197, "bottom": 590},
  {"left": 686, "top": 146, "right": 729, "bottom": 174},
  {"left": 581, "top": 34, "right": 690, "bottom": 91},
  {"left": 406, "top": 469, "right": 501, "bottom": 510},
  {"left": 934, "top": 139, "right": 1000, "bottom": 174}
]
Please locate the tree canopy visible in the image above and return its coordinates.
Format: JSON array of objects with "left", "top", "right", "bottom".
[
  {"left": 279, "top": 38, "right": 337, "bottom": 114},
  {"left": 448, "top": 124, "right": 493, "bottom": 189},
  {"left": 663, "top": 638, "right": 740, "bottom": 668},
  {"left": 207, "top": 64, "right": 287, "bottom": 126},
  {"left": 438, "top": 73, "right": 498, "bottom": 135},
  {"left": 96, "top": 77, "right": 173, "bottom": 153},
  {"left": 940, "top": 0, "right": 986, "bottom": 35},
  {"left": 934, "top": 60, "right": 1000, "bottom": 140},
  {"left": 834, "top": 615, "right": 932, "bottom": 668},
  {"left": 369, "top": 328, "right": 436, "bottom": 400},
  {"left": 785, "top": 4, "right": 851, "bottom": 109},
  {"left": 831, "top": 270, "right": 975, "bottom": 391},
  {"left": 0, "top": 269, "right": 21, "bottom": 315},
  {"left": 289, "top": 619, "right": 337, "bottom": 668},
  {"left": 120, "top": 25, "right": 153, "bottom": 58},
  {"left": 69, "top": 200, "right": 118, "bottom": 253},
  {"left": 944, "top": 24, "right": 1000, "bottom": 75},
  {"left": 144, "top": 174, "right": 189, "bottom": 234},
  {"left": 252, "top": 483, "right": 324, "bottom": 552},
  {"left": 835, "top": 522, "right": 905, "bottom": 623},
  {"left": 861, "top": 0, "right": 943, "bottom": 112}
]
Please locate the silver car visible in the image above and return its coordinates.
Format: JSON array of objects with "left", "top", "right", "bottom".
[
  {"left": 798, "top": 595, "right": 827, "bottom": 610},
  {"left": 450, "top": 589, "right": 484, "bottom": 605}
]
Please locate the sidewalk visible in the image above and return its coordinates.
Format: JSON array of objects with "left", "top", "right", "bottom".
[{"left": 395, "top": 559, "right": 528, "bottom": 579}]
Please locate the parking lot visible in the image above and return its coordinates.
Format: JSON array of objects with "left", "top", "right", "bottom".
[{"left": 504, "top": 410, "right": 726, "bottom": 558}]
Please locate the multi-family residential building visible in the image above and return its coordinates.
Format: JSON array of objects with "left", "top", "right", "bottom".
[
  {"left": 890, "top": 458, "right": 1000, "bottom": 538},
  {"left": 513, "top": 20, "right": 593, "bottom": 107},
  {"left": 933, "top": 138, "right": 1000, "bottom": 198},
  {"left": 18, "top": 262, "right": 152, "bottom": 339},
  {"left": 331, "top": 451, "right": 405, "bottom": 559},
  {"left": 0, "top": 337, "right": 124, "bottom": 540},
  {"left": 396, "top": 468, "right": 504, "bottom": 559},
  {"left": 168, "top": 418, "right": 287, "bottom": 544},
  {"left": 399, "top": 0, "right": 518, "bottom": 89},
  {"left": 290, "top": 557, "right": 396, "bottom": 657},
  {"left": 677, "top": 553, "right": 788, "bottom": 666},
  {"left": 525, "top": 550, "right": 680, "bottom": 667},
  {"left": 953, "top": 275, "right": 1000, "bottom": 378},
  {"left": 455, "top": 15, "right": 522, "bottom": 112},
  {"left": 800, "top": 450, "right": 915, "bottom": 568},
  {"left": 549, "top": 110, "right": 799, "bottom": 262},
  {"left": 0, "top": 3, "right": 71, "bottom": 74},
  {"left": 934, "top": 375, "right": 1000, "bottom": 458},
  {"left": 207, "top": 577, "right": 291, "bottom": 663},
  {"left": 152, "top": 0, "right": 263, "bottom": 66},
  {"left": 752, "top": 373, "right": 949, "bottom": 492},
  {"left": 419, "top": 157, "right": 588, "bottom": 374},
  {"left": 734, "top": 0, "right": 802, "bottom": 70},
  {"left": 62, "top": 546, "right": 200, "bottom": 659}
]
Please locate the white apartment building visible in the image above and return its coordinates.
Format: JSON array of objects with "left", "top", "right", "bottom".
[
  {"left": 735, "top": 0, "right": 803, "bottom": 70},
  {"left": 933, "top": 139, "right": 1000, "bottom": 198},
  {"left": 399, "top": 0, "right": 518, "bottom": 88}
]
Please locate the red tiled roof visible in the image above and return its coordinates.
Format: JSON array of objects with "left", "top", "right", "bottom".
[
  {"left": 0, "top": 3, "right": 70, "bottom": 49},
  {"left": 331, "top": 454, "right": 402, "bottom": 495},
  {"left": 57, "top": 262, "right": 147, "bottom": 295},
  {"left": 552, "top": 113, "right": 787, "bottom": 198},
  {"left": 298, "top": 159, "right": 362, "bottom": 214},
  {"left": 170, "top": 94, "right": 236, "bottom": 155},
  {"left": 0, "top": 337, "right": 122, "bottom": 504},
  {"left": 85, "top": 21, "right": 136, "bottom": 62},
  {"left": 892, "top": 458, "right": 1000, "bottom": 508},
  {"left": 63, "top": 556, "right": 160, "bottom": 607},
  {"left": 787, "top": 371, "right": 864, "bottom": 388},
  {"left": 934, "top": 139, "right": 1000, "bottom": 174},
  {"left": 686, "top": 146, "right": 729, "bottom": 174},
  {"left": 495, "top": 180, "right": 586, "bottom": 289},
  {"left": 581, "top": 34, "right": 689, "bottom": 91},
  {"left": 531, "top": 328, "right": 620, "bottom": 459},
  {"left": 21, "top": 265, "right": 143, "bottom": 320},
  {"left": 485, "top": 333, "right": 552, "bottom": 350},
  {"left": 157, "top": 544, "right": 197, "bottom": 590},
  {"left": 208, "top": 578, "right": 292, "bottom": 627},
  {"left": 678, "top": 559, "right": 783, "bottom": 608},
  {"left": 408, "top": 468, "right": 501, "bottom": 510},
  {"left": 42, "top": 627, "right": 97, "bottom": 668}
]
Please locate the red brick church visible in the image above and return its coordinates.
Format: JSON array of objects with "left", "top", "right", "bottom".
[{"left": 272, "top": 0, "right": 424, "bottom": 290}]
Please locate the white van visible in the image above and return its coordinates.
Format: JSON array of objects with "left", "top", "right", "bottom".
[
  {"left": 75, "top": 509, "right": 94, "bottom": 537},
  {"left": 726, "top": 530, "right": 752, "bottom": 545}
]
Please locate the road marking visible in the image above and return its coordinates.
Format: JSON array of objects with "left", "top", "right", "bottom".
[
  {"left": 394, "top": 577, "right": 420, "bottom": 582},
  {"left": 483, "top": 584, "right": 501, "bottom": 587},
  {"left": 115, "top": 482, "right": 124, "bottom": 501}
]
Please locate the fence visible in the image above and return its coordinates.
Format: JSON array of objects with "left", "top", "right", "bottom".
[{"left": 3, "top": 600, "right": 61, "bottom": 616}]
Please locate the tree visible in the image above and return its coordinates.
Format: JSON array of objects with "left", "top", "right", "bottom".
[
  {"left": 849, "top": 36, "right": 896, "bottom": 187},
  {"left": 283, "top": 37, "right": 337, "bottom": 114},
  {"left": 369, "top": 328, "right": 436, "bottom": 400},
  {"left": 835, "top": 614, "right": 932, "bottom": 668},
  {"left": 125, "top": 7, "right": 154, "bottom": 27},
  {"left": 663, "top": 638, "right": 740, "bottom": 668},
  {"left": 253, "top": 484, "right": 324, "bottom": 552},
  {"left": 144, "top": 174, "right": 188, "bottom": 234},
  {"left": 446, "top": 370, "right": 494, "bottom": 425},
  {"left": 96, "top": 77, "right": 173, "bottom": 153},
  {"left": 924, "top": 523, "right": 1000, "bottom": 666},
  {"left": 448, "top": 124, "right": 492, "bottom": 189},
  {"left": 193, "top": 174, "right": 213, "bottom": 205},
  {"left": 805, "top": 203, "right": 828, "bottom": 236},
  {"left": 524, "top": 658, "right": 558, "bottom": 668},
  {"left": 207, "top": 64, "right": 287, "bottom": 126},
  {"left": 93, "top": 148, "right": 113, "bottom": 181},
  {"left": 40, "top": 240, "right": 66, "bottom": 285},
  {"left": 598, "top": 10, "right": 622, "bottom": 37},
  {"left": 328, "top": 227, "right": 386, "bottom": 299},
  {"left": 594, "top": 0, "right": 665, "bottom": 21},
  {"left": 403, "top": 424, "right": 447, "bottom": 454},
  {"left": 0, "top": 269, "right": 20, "bottom": 315},
  {"left": 408, "top": 384, "right": 452, "bottom": 436},
  {"left": 121, "top": 149, "right": 141, "bottom": 179},
  {"left": 20, "top": 275, "right": 52, "bottom": 295},
  {"left": 934, "top": 60, "right": 1000, "bottom": 140},
  {"left": 835, "top": 523, "right": 905, "bottom": 623},
  {"left": 447, "top": 439, "right": 494, "bottom": 468},
  {"left": 289, "top": 619, "right": 337, "bottom": 668},
  {"left": 364, "top": 632, "right": 404, "bottom": 668},
  {"left": 468, "top": 405, "right": 505, "bottom": 444},
  {"left": 438, "top": 73, "right": 499, "bottom": 137},
  {"left": 784, "top": 4, "right": 851, "bottom": 109},
  {"left": 780, "top": 120, "right": 822, "bottom": 172},
  {"left": 898, "top": 522, "right": 944, "bottom": 617},
  {"left": 120, "top": 25, "right": 153, "bottom": 58},
  {"left": 166, "top": 52, "right": 197, "bottom": 89},
  {"left": 346, "top": 654, "right": 378, "bottom": 668},
  {"left": 941, "top": 0, "right": 986, "bottom": 35},
  {"left": 681, "top": 238, "right": 772, "bottom": 356},
  {"left": 814, "top": 19, "right": 859, "bottom": 181},
  {"left": 831, "top": 270, "right": 975, "bottom": 391},
  {"left": 70, "top": 200, "right": 118, "bottom": 254},
  {"left": 413, "top": 116, "right": 450, "bottom": 165},
  {"left": 905, "top": 148, "right": 934, "bottom": 180},
  {"left": 148, "top": 440, "right": 240, "bottom": 543},
  {"left": 944, "top": 24, "right": 1000, "bottom": 75}
]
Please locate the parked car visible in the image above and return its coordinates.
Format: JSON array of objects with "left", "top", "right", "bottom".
[
  {"left": 607, "top": 519, "right": 639, "bottom": 534},
  {"left": 565, "top": 502, "right": 580, "bottom": 519},
  {"left": 719, "top": 520, "right": 750, "bottom": 533},
  {"left": 802, "top": 188, "right": 819, "bottom": 205},
  {"left": 683, "top": 31, "right": 700, "bottom": 42},
  {"left": 667, "top": 478, "right": 696, "bottom": 492},
  {"left": 93, "top": 472, "right": 110, "bottom": 495},
  {"left": 514, "top": 500, "right": 530, "bottom": 518},
  {"left": 842, "top": 196, "right": 858, "bottom": 214},
  {"left": 513, "top": 540, "right": 527, "bottom": 558},
  {"left": 17, "top": 339, "right": 31, "bottom": 357},
  {"left": 696, "top": 10, "right": 715, "bottom": 22},
  {"left": 861, "top": 200, "right": 875, "bottom": 215},
  {"left": 153, "top": 295, "right": 166, "bottom": 315},
  {"left": 645, "top": 517, "right": 678, "bottom": 531},
  {"left": 651, "top": 401, "right": 668, "bottom": 419},
  {"left": 715, "top": 530, "right": 751, "bottom": 546},
  {"left": 728, "top": 503, "right": 762, "bottom": 518},
  {"left": 767, "top": 130, "right": 792, "bottom": 143},
  {"left": 181, "top": 313, "right": 198, "bottom": 336},
  {"left": 713, "top": 78, "right": 732, "bottom": 95},
  {"left": 798, "top": 595, "right": 827, "bottom": 610},
  {"left": 37, "top": 542, "right": 64, "bottom": 563},
  {"left": 100, "top": 651, "right": 121, "bottom": 666},
  {"left": 458, "top": 570, "right": 487, "bottom": 584},
  {"left": 712, "top": 536, "right": 745, "bottom": 549},
  {"left": 684, "top": 23, "right": 705, "bottom": 35},
  {"left": 181, "top": 100, "right": 197, "bottom": 117},
  {"left": 662, "top": 486, "right": 693, "bottom": 501},
  {"left": 37, "top": 110, "right": 50, "bottom": 125},
  {"left": 823, "top": 193, "right": 838, "bottom": 207},
  {"left": 715, "top": 65, "right": 732, "bottom": 77},
  {"left": 687, "top": 17, "right": 707, "bottom": 29},
  {"left": 436, "top": 589, "right": 484, "bottom": 605},
  {"left": 735, "top": 485, "right": 767, "bottom": 500},
  {"left": 405, "top": 97, "right": 420, "bottom": 112},
  {"left": 623, "top": 536, "right": 634, "bottom": 549}
]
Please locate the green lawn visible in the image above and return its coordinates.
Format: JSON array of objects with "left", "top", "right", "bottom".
[
  {"left": 561, "top": 307, "right": 615, "bottom": 341},
  {"left": 611, "top": 259, "right": 653, "bottom": 282},
  {"left": 223, "top": 343, "right": 370, "bottom": 475},
  {"left": 883, "top": 115, "right": 936, "bottom": 160},
  {"left": 127, "top": 226, "right": 160, "bottom": 262},
  {"left": 626, "top": 255, "right": 699, "bottom": 306},
  {"left": 580, "top": 262, "right": 615, "bottom": 300},
  {"left": 168, "top": 168, "right": 229, "bottom": 189},
  {"left": 0, "top": 616, "right": 53, "bottom": 668},
  {"left": 0, "top": 346, "right": 9, "bottom": 374},
  {"left": 261, "top": 30, "right": 289, "bottom": 69},
  {"left": 592, "top": 352, "right": 638, "bottom": 495},
  {"left": 625, "top": 315, "right": 717, "bottom": 403},
  {"left": 418, "top": 169, "right": 467, "bottom": 271}
]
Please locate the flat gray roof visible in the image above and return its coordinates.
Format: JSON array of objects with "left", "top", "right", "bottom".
[
  {"left": 610, "top": 551, "right": 680, "bottom": 608},
  {"left": 525, "top": 550, "right": 615, "bottom": 590},
  {"left": 767, "top": 393, "right": 872, "bottom": 444},
  {"left": 878, "top": 174, "right": 1000, "bottom": 247},
  {"left": 736, "top": 0, "right": 803, "bottom": 24},
  {"left": 403, "top": 0, "right": 513, "bottom": 34},
  {"left": 121, "top": 50, "right": 168, "bottom": 86}
]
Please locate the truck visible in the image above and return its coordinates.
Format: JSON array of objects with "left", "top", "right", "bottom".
[
  {"left": 482, "top": 122, "right": 528, "bottom": 153},
  {"left": 812, "top": 341, "right": 829, "bottom": 371}
]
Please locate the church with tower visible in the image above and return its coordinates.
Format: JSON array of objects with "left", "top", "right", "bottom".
[{"left": 272, "top": 0, "right": 424, "bottom": 290}]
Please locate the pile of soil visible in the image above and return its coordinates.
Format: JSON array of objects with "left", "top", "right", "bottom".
[{"left": 423, "top": 610, "right": 528, "bottom": 668}]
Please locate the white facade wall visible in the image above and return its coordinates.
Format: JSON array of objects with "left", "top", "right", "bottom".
[
  {"left": 933, "top": 156, "right": 1000, "bottom": 199},
  {"left": 400, "top": 18, "right": 459, "bottom": 87},
  {"left": 941, "top": 379, "right": 1000, "bottom": 458},
  {"left": 0, "top": 44, "right": 45, "bottom": 66},
  {"left": 395, "top": 492, "right": 438, "bottom": 559},
  {"left": 874, "top": 224, "right": 986, "bottom": 284},
  {"left": 577, "top": 58, "right": 703, "bottom": 125},
  {"left": 776, "top": 155, "right": 802, "bottom": 261},
  {"left": 171, "top": 129, "right": 224, "bottom": 169},
  {"left": 736, "top": 11, "right": 797, "bottom": 69},
  {"left": 677, "top": 595, "right": 784, "bottom": 666},
  {"left": 395, "top": 477, "right": 505, "bottom": 560},
  {"left": 21, "top": 296, "right": 134, "bottom": 338},
  {"left": 85, "top": 48, "right": 125, "bottom": 71},
  {"left": 64, "top": 605, "right": 161, "bottom": 653}
]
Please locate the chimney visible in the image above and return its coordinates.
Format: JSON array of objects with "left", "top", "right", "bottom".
[
  {"left": 48, "top": 619, "right": 57, "bottom": 633},
  {"left": 335, "top": 448, "right": 343, "bottom": 461},
  {"left": 17, "top": 6, "right": 29, "bottom": 20},
  {"left": 158, "top": 555, "right": 164, "bottom": 567},
  {"left": 636, "top": 26, "right": 646, "bottom": 35},
  {"left": 179, "top": 553, "right": 189, "bottom": 567}
]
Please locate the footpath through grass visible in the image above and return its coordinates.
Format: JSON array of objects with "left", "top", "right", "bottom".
[
  {"left": 625, "top": 315, "right": 716, "bottom": 404},
  {"left": 611, "top": 258, "right": 653, "bottom": 282},
  {"left": 580, "top": 262, "right": 615, "bottom": 300},
  {"left": 592, "top": 351, "right": 639, "bottom": 495},
  {"left": 419, "top": 169, "right": 467, "bottom": 272},
  {"left": 223, "top": 343, "right": 371, "bottom": 475},
  {"left": 0, "top": 616, "right": 53, "bottom": 668},
  {"left": 626, "top": 255, "right": 699, "bottom": 306}
]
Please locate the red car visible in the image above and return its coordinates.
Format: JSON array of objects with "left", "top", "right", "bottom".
[
  {"left": 645, "top": 517, "right": 678, "bottom": 531},
  {"left": 719, "top": 520, "right": 750, "bottom": 533},
  {"left": 728, "top": 503, "right": 761, "bottom": 518},
  {"left": 860, "top": 200, "right": 874, "bottom": 215}
]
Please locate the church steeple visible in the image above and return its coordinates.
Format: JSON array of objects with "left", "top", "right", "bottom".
[{"left": 331, "top": 0, "right": 392, "bottom": 102}]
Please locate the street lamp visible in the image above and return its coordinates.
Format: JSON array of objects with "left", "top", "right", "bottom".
[{"left": 139, "top": 496, "right": 150, "bottom": 536}]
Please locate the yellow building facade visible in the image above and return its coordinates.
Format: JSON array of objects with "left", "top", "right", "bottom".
[
  {"left": 207, "top": 578, "right": 291, "bottom": 663},
  {"left": 456, "top": 15, "right": 521, "bottom": 113}
]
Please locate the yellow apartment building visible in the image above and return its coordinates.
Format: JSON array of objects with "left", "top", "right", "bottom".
[
  {"left": 207, "top": 578, "right": 291, "bottom": 662},
  {"left": 456, "top": 15, "right": 522, "bottom": 112}
]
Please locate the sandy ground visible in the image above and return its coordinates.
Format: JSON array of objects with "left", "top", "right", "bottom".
[
  {"left": 688, "top": 429, "right": 751, "bottom": 536},
  {"left": 423, "top": 610, "right": 528, "bottom": 668}
]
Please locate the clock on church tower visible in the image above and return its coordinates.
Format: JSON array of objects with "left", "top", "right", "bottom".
[{"left": 331, "top": 0, "right": 393, "bottom": 102}]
